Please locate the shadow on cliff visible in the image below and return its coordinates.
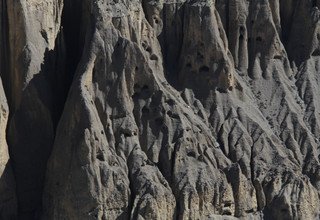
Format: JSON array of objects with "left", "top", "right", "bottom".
[
  {"left": 0, "top": 161, "right": 17, "bottom": 219},
  {"left": 6, "top": 29, "right": 76, "bottom": 219}
]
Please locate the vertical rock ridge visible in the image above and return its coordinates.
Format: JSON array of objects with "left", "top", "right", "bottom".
[{"left": 1, "top": 0, "right": 320, "bottom": 219}]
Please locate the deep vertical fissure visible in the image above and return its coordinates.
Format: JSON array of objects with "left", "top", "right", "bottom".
[{"left": 57, "top": 0, "right": 87, "bottom": 119}]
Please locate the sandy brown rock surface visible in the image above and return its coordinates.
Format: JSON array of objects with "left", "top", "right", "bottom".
[{"left": 1, "top": 0, "right": 320, "bottom": 219}]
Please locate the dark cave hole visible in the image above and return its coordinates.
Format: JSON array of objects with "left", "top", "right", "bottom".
[
  {"left": 223, "top": 210, "right": 232, "bottom": 215},
  {"left": 245, "top": 209, "right": 254, "bottom": 214},
  {"left": 256, "top": 36, "right": 262, "bottom": 42},
  {"left": 274, "top": 55, "right": 283, "bottom": 60},
  {"left": 197, "top": 52, "right": 204, "bottom": 59},
  {"left": 239, "top": 26, "right": 245, "bottom": 34},
  {"left": 166, "top": 98, "right": 175, "bottom": 106},
  {"left": 142, "top": 85, "right": 149, "bottom": 91},
  {"left": 312, "top": 49, "right": 320, "bottom": 56},
  {"left": 186, "top": 63, "right": 192, "bottom": 68},
  {"left": 199, "top": 66, "right": 210, "bottom": 73},
  {"left": 167, "top": 110, "right": 180, "bottom": 119},
  {"left": 142, "top": 106, "right": 150, "bottom": 114},
  {"left": 96, "top": 153, "right": 105, "bottom": 162},
  {"left": 150, "top": 54, "right": 158, "bottom": 61},
  {"left": 146, "top": 46, "right": 152, "bottom": 53},
  {"left": 187, "top": 151, "right": 196, "bottom": 158}
]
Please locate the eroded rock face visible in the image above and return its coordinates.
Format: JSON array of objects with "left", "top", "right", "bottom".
[{"left": 1, "top": 0, "right": 320, "bottom": 219}]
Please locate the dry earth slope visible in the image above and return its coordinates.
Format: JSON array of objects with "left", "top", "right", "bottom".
[{"left": 1, "top": 0, "right": 320, "bottom": 219}]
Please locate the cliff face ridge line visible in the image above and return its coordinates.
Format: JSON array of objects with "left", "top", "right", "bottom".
[{"left": 1, "top": 0, "right": 320, "bottom": 219}]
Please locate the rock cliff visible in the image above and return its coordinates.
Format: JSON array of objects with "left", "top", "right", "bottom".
[{"left": 1, "top": 0, "right": 320, "bottom": 219}]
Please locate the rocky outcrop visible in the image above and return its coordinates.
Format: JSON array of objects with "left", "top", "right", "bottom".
[{"left": 1, "top": 0, "right": 320, "bottom": 219}]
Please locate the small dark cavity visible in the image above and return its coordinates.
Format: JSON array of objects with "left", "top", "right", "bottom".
[
  {"left": 167, "top": 110, "right": 180, "bottom": 119},
  {"left": 274, "top": 55, "right": 283, "bottom": 60},
  {"left": 312, "top": 49, "right": 320, "bottom": 56},
  {"left": 150, "top": 54, "right": 158, "bottom": 61},
  {"left": 166, "top": 99, "right": 175, "bottom": 106},
  {"left": 217, "top": 87, "right": 227, "bottom": 93},
  {"left": 142, "top": 106, "right": 150, "bottom": 114},
  {"left": 245, "top": 209, "right": 254, "bottom": 213},
  {"left": 40, "top": 30, "right": 48, "bottom": 42},
  {"left": 187, "top": 151, "right": 196, "bottom": 158},
  {"left": 239, "top": 26, "right": 245, "bottom": 34},
  {"left": 141, "top": 41, "right": 147, "bottom": 49},
  {"left": 256, "top": 36, "right": 262, "bottom": 42},
  {"left": 186, "top": 63, "right": 192, "bottom": 68},
  {"left": 140, "top": 85, "right": 152, "bottom": 98},
  {"left": 142, "top": 85, "right": 149, "bottom": 91},
  {"left": 124, "top": 132, "right": 132, "bottom": 137},
  {"left": 146, "top": 47, "right": 152, "bottom": 53},
  {"left": 96, "top": 153, "right": 105, "bottom": 161},
  {"left": 199, "top": 66, "right": 210, "bottom": 73},
  {"left": 197, "top": 52, "right": 204, "bottom": 59},
  {"left": 222, "top": 210, "right": 232, "bottom": 215},
  {"left": 235, "top": 83, "right": 243, "bottom": 92}
]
